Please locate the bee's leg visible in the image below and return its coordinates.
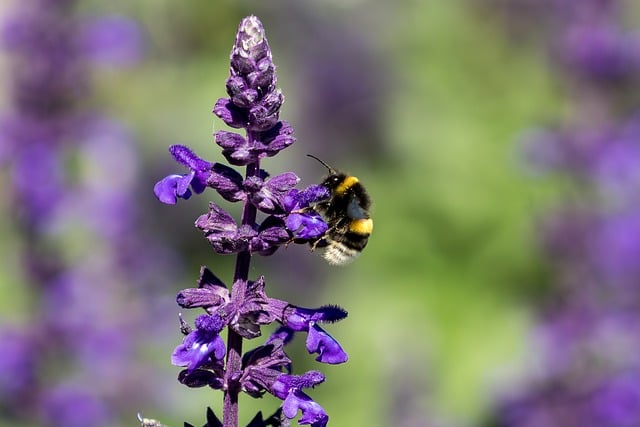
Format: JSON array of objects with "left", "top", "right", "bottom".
[
  {"left": 310, "top": 235, "right": 329, "bottom": 252},
  {"left": 290, "top": 206, "right": 315, "bottom": 214}
]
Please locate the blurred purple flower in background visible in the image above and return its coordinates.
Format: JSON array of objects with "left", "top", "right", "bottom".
[
  {"left": 490, "top": 1, "right": 640, "bottom": 426},
  {"left": 80, "top": 15, "right": 144, "bottom": 66},
  {"left": 269, "top": 4, "right": 390, "bottom": 163},
  {"left": 0, "top": 1, "right": 165, "bottom": 426}
]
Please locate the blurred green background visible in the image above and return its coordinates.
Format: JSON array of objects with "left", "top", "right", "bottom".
[{"left": 0, "top": 0, "right": 574, "bottom": 426}]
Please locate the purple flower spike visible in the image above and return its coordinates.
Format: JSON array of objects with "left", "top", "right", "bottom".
[
  {"left": 218, "top": 15, "right": 283, "bottom": 133},
  {"left": 80, "top": 16, "right": 144, "bottom": 66},
  {"left": 172, "top": 314, "right": 227, "bottom": 372},
  {"left": 229, "top": 16, "right": 275, "bottom": 94},
  {"left": 155, "top": 15, "right": 350, "bottom": 426}
]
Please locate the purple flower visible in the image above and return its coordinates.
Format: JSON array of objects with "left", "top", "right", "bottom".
[
  {"left": 272, "top": 372, "right": 329, "bottom": 427},
  {"left": 593, "top": 115, "right": 640, "bottom": 204},
  {"left": 0, "top": 329, "right": 36, "bottom": 400},
  {"left": 282, "top": 185, "right": 330, "bottom": 240},
  {"left": 591, "top": 211, "right": 640, "bottom": 287},
  {"left": 195, "top": 203, "right": 290, "bottom": 255},
  {"left": 281, "top": 305, "right": 349, "bottom": 364},
  {"left": 41, "top": 384, "right": 111, "bottom": 427},
  {"left": 2, "top": 2, "right": 159, "bottom": 426},
  {"left": 176, "top": 266, "right": 230, "bottom": 311},
  {"left": 80, "top": 15, "right": 144, "bottom": 66},
  {"left": 285, "top": 212, "right": 327, "bottom": 241},
  {"left": 172, "top": 314, "right": 227, "bottom": 372},
  {"left": 154, "top": 145, "right": 213, "bottom": 204},
  {"left": 282, "top": 185, "right": 331, "bottom": 212},
  {"left": 235, "top": 302, "right": 351, "bottom": 364},
  {"left": 591, "top": 371, "right": 640, "bottom": 427},
  {"left": 562, "top": 22, "right": 635, "bottom": 81},
  {"left": 489, "top": 3, "right": 640, "bottom": 426},
  {"left": 282, "top": 390, "right": 329, "bottom": 427},
  {"left": 213, "top": 15, "right": 282, "bottom": 132},
  {"left": 305, "top": 322, "right": 349, "bottom": 364},
  {"left": 244, "top": 171, "right": 299, "bottom": 214},
  {"left": 230, "top": 276, "right": 274, "bottom": 339},
  {"left": 284, "top": 305, "right": 348, "bottom": 330},
  {"left": 208, "top": 163, "right": 246, "bottom": 202},
  {"left": 271, "top": 372, "right": 325, "bottom": 400}
]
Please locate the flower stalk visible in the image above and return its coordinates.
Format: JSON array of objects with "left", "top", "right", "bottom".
[{"left": 224, "top": 158, "right": 261, "bottom": 426}]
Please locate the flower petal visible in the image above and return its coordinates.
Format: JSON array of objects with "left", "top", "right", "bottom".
[
  {"left": 213, "top": 98, "right": 247, "bottom": 129},
  {"left": 305, "top": 323, "right": 348, "bottom": 364},
  {"left": 208, "top": 163, "right": 245, "bottom": 202},
  {"left": 281, "top": 390, "right": 329, "bottom": 427},
  {"left": 285, "top": 211, "right": 327, "bottom": 240},
  {"left": 153, "top": 174, "right": 192, "bottom": 204}
]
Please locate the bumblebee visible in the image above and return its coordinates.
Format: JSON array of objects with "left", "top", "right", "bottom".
[{"left": 308, "top": 155, "right": 373, "bottom": 265}]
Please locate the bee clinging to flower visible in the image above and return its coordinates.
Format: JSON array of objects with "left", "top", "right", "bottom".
[{"left": 306, "top": 155, "right": 373, "bottom": 265}]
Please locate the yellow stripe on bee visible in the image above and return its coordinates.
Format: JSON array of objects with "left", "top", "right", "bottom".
[
  {"left": 335, "top": 176, "right": 359, "bottom": 195},
  {"left": 349, "top": 218, "right": 373, "bottom": 235}
]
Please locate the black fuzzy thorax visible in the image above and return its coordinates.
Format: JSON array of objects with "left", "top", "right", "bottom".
[{"left": 316, "top": 173, "right": 370, "bottom": 219}]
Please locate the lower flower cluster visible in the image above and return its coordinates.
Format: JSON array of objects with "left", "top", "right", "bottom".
[{"left": 172, "top": 268, "right": 348, "bottom": 426}]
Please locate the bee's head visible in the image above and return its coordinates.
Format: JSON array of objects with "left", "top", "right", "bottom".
[
  {"left": 307, "top": 154, "right": 346, "bottom": 190},
  {"left": 322, "top": 173, "right": 348, "bottom": 191}
]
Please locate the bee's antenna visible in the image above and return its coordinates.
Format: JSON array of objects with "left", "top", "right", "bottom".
[{"left": 306, "top": 154, "right": 335, "bottom": 173}]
